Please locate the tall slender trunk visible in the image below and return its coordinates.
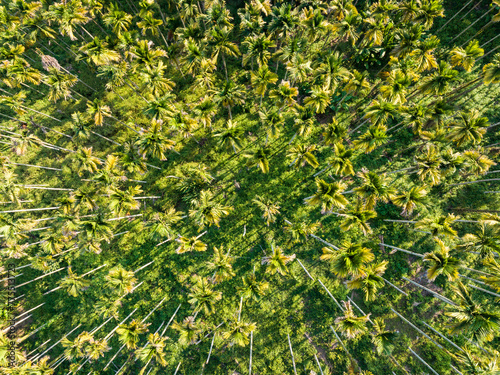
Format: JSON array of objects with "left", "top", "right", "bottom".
[
  {"left": 449, "top": 178, "right": 500, "bottom": 187},
  {"left": 401, "top": 277, "right": 457, "bottom": 306},
  {"left": 287, "top": 333, "right": 298, "bottom": 375},
  {"left": 221, "top": 54, "right": 229, "bottom": 82},
  {"left": 383, "top": 243, "right": 423, "bottom": 257},
  {"left": 435, "top": 0, "right": 475, "bottom": 34},
  {"left": 381, "top": 276, "right": 408, "bottom": 296},
  {"left": 409, "top": 348, "right": 440, "bottom": 375},
  {"left": 391, "top": 308, "right": 445, "bottom": 351},
  {"left": 349, "top": 118, "right": 370, "bottom": 134},
  {"left": 450, "top": 7, "right": 496, "bottom": 44},
  {"left": 91, "top": 130, "right": 121, "bottom": 145}
]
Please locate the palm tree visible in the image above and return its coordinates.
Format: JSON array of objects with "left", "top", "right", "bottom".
[
  {"left": 344, "top": 70, "right": 370, "bottom": 101},
  {"left": 203, "top": 1, "right": 233, "bottom": 28},
  {"left": 206, "top": 245, "right": 235, "bottom": 283},
  {"left": 78, "top": 37, "right": 121, "bottom": 66},
  {"left": 399, "top": 104, "right": 429, "bottom": 134},
  {"left": 284, "top": 219, "right": 320, "bottom": 244},
  {"left": 301, "top": 7, "right": 330, "bottom": 43},
  {"left": 107, "top": 185, "right": 142, "bottom": 215},
  {"left": 482, "top": 53, "right": 500, "bottom": 85},
  {"left": 335, "top": 301, "right": 370, "bottom": 339},
  {"left": 458, "top": 222, "right": 500, "bottom": 259},
  {"left": 105, "top": 265, "right": 137, "bottom": 295},
  {"left": 414, "top": 144, "right": 443, "bottom": 186},
  {"left": 222, "top": 320, "right": 256, "bottom": 347},
  {"left": 0, "top": 170, "right": 23, "bottom": 207},
  {"left": 354, "top": 168, "right": 395, "bottom": 210},
  {"left": 462, "top": 149, "right": 495, "bottom": 176},
  {"left": 212, "top": 79, "right": 245, "bottom": 119},
  {"left": 363, "top": 99, "right": 397, "bottom": 127},
  {"left": 323, "top": 119, "right": 348, "bottom": 145},
  {"left": 320, "top": 241, "right": 374, "bottom": 278},
  {"left": 242, "top": 33, "right": 275, "bottom": 68},
  {"left": 423, "top": 238, "right": 461, "bottom": 281},
  {"left": 268, "top": 3, "right": 299, "bottom": 42},
  {"left": 392, "top": 186, "right": 428, "bottom": 216},
  {"left": 145, "top": 208, "right": 183, "bottom": 243},
  {"left": 136, "top": 119, "right": 175, "bottom": 160},
  {"left": 379, "top": 69, "right": 414, "bottom": 104},
  {"left": 130, "top": 39, "right": 167, "bottom": 69},
  {"left": 244, "top": 146, "right": 271, "bottom": 174},
  {"left": 446, "top": 281, "right": 500, "bottom": 343},
  {"left": 143, "top": 94, "right": 176, "bottom": 120},
  {"left": 72, "top": 186, "right": 98, "bottom": 212},
  {"left": 290, "top": 106, "right": 316, "bottom": 141},
  {"left": 286, "top": 53, "right": 313, "bottom": 85},
  {"left": 360, "top": 15, "right": 386, "bottom": 47},
  {"left": 409, "top": 36, "right": 439, "bottom": 72},
  {"left": 447, "top": 109, "right": 488, "bottom": 146},
  {"left": 189, "top": 190, "right": 231, "bottom": 228},
  {"left": 330, "top": 10, "right": 362, "bottom": 46},
  {"left": 0, "top": 214, "right": 32, "bottom": 245},
  {"left": 455, "top": 348, "right": 500, "bottom": 374},
  {"left": 238, "top": 4, "right": 265, "bottom": 36},
  {"left": 417, "top": 0, "right": 445, "bottom": 28},
  {"left": 268, "top": 80, "right": 298, "bottom": 111},
  {"left": 340, "top": 201, "right": 377, "bottom": 236},
  {"left": 188, "top": 276, "right": 222, "bottom": 315},
  {"left": 287, "top": 144, "right": 319, "bottom": 169},
  {"left": 258, "top": 106, "right": 284, "bottom": 140},
  {"left": 92, "top": 155, "right": 126, "bottom": 187},
  {"left": 182, "top": 37, "right": 208, "bottom": 76},
  {"left": 194, "top": 97, "right": 217, "bottom": 129},
  {"left": 371, "top": 318, "right": 397, "bottom": 356},
  {"left": 115, "top": 141, "right": 148, "bottom": 175},
  {"left": 47, "top": 1, "right": 91, "bottom": 41},
  {"left": 214, "top": 119, "right": 243, "bottom": 154},
  {"left": 481, "top": 257, "right": 500, "bottom": 292},
  {"left": 313, "top": 51, "right": 351, "bottom": 91},
  {"left": 57, "top": 267, "right": 90, "bottom": 298},
  {"left": 70, "top": 111, "right": 114, "bottom": 145},
  {"left": 304, "top": 85, "right": 332, "bottom": 114},
  {"left": 3, "top": 60, "right": 42, "bottom": 89},
  {"left": 103, "top": 3, "right": 132, "bottom": 36},
  {"left": 171, "top": 316, "right": 201, "bottom": 346},
  {"left": 305, "top": 178, "right": 349, "bottom": 214},
  {"left": 347, "top": 261, "right": 388, "bottom": 301},
  {"left": 252, "top": 195, "right": 280, "bottom": 226},
  {"left": 61, "top": 332, "right": 90, "bottom": 360},
  {"left": 86, "top": 99, "right": 111, "bottom": 127},
  {"left": 73, "top": 147, "right": 102, "bottom": 177},
  {"left": 238, "top": 273, "right": 269, "bottom": 302},
  {"left": 86, "top": 336, "right": 110, "bottom": 361},
  {"left": 137, "top": 11, "right": 165, "bottom": 42},
  {"left": 43, "top": 68, "right": 77, "bottom": 101},
  {"left": 135, "top": 333, "right": 168, "bottom": 374},
  {"left": 418, "top": 61, "right": 459, "bottom": 96},
  {"left": 352, "top": 125, "right": 388, "bottom": 153},
  {"left": 139, "top": 61, "right": 175, "bottom": 98},
  {"left": 450, "top": 40, "right": 484, "bottom": 72},
  {"left": 261, "top": 245, "right": 296, "bottom": 276},
  {"left": 207, "top": 25, "right": 240, "bottom": 80},
  {"left": 250, "top": 64, "right": 278, "bottom": 105},
  {"left": 175, "top": 235, "right": 207, "bottom": 254},
  {"left": 168, "top": 110, "right": 199, "bottom": 140},
  {"left": 415, "top": 214, "right": 458, "bottom": 238},
  {"left": 40, "top": 229, "right": 67, "bottom": 255},
  {"left": 116, "top": 319, "right": 149, "bottom": 349}
]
